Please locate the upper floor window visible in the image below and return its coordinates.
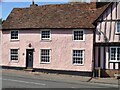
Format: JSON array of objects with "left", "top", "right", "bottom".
[
  {"left": 110, "top": 47, "right": 120, "bottom": 62},
  {"left": 72, "top": 50, "right": 84, "bottom": 65},
  {"left": 116, "top": 21, "right": 120, "bottom": 34},
  {"left": 41, "top": 30, "right": 51, "bottom": 40},
  {"left": 40, "top": 49, "right": 51, "bottom": 63},
  {"left": 73, "top": 30, "right": 85, "bottom": 41},
  {"left": 11, "top": 30, "right": 19, "bottom": 40},
  {"left": 10, "top": 49, "right": 18, "bottom": 61}
]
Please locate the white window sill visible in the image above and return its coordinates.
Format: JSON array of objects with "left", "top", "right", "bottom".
[
  {"left": 73, "top": 40, "right": 85, "bottom": 42},
  {"left": 72, "top": 64, "right": 84, "bottom": 66},
  {"left": 40, "top": 62, "right": 50, "bottom": 64},
  {"left": 40, "top": 40, "right": 52, "bottom": 42},
  {"left": 10, "top": 60, "right": 19, "bottom": 63},
  {"left": 109, "top": 61, "right": 120, "bottom": 63},
  {"left": 115, "top": 32, "right": 120, "bottom": 35},
  {"left": 10, "top": 39, "right": 20, "bottom": 42}
]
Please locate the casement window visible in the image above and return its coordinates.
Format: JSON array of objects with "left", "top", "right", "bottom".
[
  {"left": 73, "top": 30, "right": 85, "bottom": 41},
  {"left": 40, "top": 49, "right": 51, "bottom": 63},
  {"left": 10, "top": 49, "right": 18, "bottom": 61},
  {"left": 41, "top": 30, "right": 51, "bottom": 40},
  {"left": 11, "top": 30, "right": 19, "bottom": 40},
  {"left": 72, "top": 50, "right": 84, "bottom": 65},
  {"left": 110, "top": 47, "right": 120, "bottom": 62},
  {"left": 116, "top": 21, "right": 120, "bottom": 34}
]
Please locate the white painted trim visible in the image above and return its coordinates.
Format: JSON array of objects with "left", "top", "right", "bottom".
[
  {"left": 40, "top": 49, "right": 51, "bottom": 64},
  {"left": 72, "top": 29, "right": 85, "bottom": 41},
  {"left": 72, "top": 49, "right": 85, "bottom": 66},
  {"left": 40, "top": 29, "right": 51, "bottom": 41},
  {"left": 10, "top": 30, "right": 19, "bottom": 41},
  {"left": 10, "top": 47, "right": 20, "bottom": 49}
]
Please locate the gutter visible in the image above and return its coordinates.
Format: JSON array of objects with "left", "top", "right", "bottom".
[{"left": 87, "top": 26, "right": 96, "bottom": 82}]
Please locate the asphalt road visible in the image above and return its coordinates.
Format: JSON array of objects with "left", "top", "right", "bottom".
[{"left": 1, "top": 70, "right": 119, "bottom": 89}]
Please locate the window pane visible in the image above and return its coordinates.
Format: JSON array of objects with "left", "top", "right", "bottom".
[
  {"left": 117, "top": 48, "right": 120, "bottom": 61},
  {"left": 74, "top": 31, "right": 84, "bottom": 40},
  {"left": 41, "top": 49, "right": 50, "bottom": 63},
  {"left": 117, "top": 21, "right": 120, "bottom": 33},
  {"left": 73, "top": 50, "right": 84, "bottom": 64},
  {"left": 110, "top": 48, "right": 116, "bottom": 61},
  {"left": 11, "top": 31, "right": 18, "bottom": 39},
  {"left": 41, "top": 31, "right": 50, "bottom": 40},
  {"left": 10, "top": 49, "right": 18, "bottom": 61}
]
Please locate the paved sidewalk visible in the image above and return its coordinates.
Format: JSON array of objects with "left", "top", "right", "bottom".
[
  {"left": 2, "top": 69, "right": 119, "bottom": 85},
  {"left": 90, "top": 78, "right": 119, "bottom": 85}
]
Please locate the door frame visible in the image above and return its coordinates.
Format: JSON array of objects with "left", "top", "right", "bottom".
[{"left": 26, "top": 49, "right": 34, "bottom": 69}]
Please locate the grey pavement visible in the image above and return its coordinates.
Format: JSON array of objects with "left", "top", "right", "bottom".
[{"left": 1, "top": 69, "right": 119, "bottom": 89}]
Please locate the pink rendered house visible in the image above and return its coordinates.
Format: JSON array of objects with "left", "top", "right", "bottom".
[{"left": 1, "top": 2, "right": 120, "bottom": 77}]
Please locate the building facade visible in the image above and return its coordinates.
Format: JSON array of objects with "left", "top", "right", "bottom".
[
  {"left": 1, "top": 29, "right": 93, "bottom": 72},
  {"left": 94, "top": 2, "right": 120, "bottom": 77},
  {"left": 1, "top": 2, "right": 120, "bottom": 77}
]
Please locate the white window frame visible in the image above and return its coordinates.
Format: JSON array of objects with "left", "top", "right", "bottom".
[
  {"left": 10, "top": 30, "right": 19, "bottom": 41},
  {"left": 72, "top": 49, "right": 85, "bottom": 65},
  {"left": 40, "top": 29, "right": 51, "bottom": 41},
  {"left": 110, "top": 47, "right": 120, "bottom": 62},
  {"left": 73, "top": 29, "right": 85, "bottom": 41},
  {"left": 10, "top": 48, "right": 19, "bottom": 62},
  {"left": 116, "top": 21, "right": 120, "bottom": 34},
  {"left": 40, "top": 49, "right": 51, "bottom": 64}
]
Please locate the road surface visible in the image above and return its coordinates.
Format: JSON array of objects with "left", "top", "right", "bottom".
[{"left": 1, "top": 70, "right": 119, "bottom": 89}]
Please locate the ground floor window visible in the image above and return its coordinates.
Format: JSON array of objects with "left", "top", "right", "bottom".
[
  {"left": 10, "top": 49, "right": 18, "bottom": 61},
  {"left": 110, "top": 47, "right": 120, "bottom": 62},
  {"left": 40, "top": 49, "right": 51, "bottom": 63},
  {"left": 72, "top": 50, "right": 84, "bottom": 65}
]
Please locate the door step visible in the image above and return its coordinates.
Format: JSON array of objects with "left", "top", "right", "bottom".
[{"left": 24, "top": 69, "right": 35, "bottom": 72}]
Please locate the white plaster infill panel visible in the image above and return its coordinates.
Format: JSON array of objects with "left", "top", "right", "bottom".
[{"left": 118, "top": 2, "right": 120, "bottom": 19}]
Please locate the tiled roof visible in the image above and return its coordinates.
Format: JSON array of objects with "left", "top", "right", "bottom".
[{"left": 2, "top": 2, "right": 110, "bottom": 29}]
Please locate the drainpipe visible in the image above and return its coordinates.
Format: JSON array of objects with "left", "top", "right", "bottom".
[
  {"left": 92, "top": 29, "right": 96, "bottom": 78},
  {"left": 87, "top": 28, "right": 96, "bottom": 82}
]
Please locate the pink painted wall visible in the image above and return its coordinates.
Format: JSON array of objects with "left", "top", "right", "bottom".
[
  {"left": 1, "top": 29, "right": 93, "bottom": 72},
  {"left": 96, "top": 2, "right": 120, "bottom": 43},
  {"left": 0, "top": 29, "right": 2, "bottom": 65}
]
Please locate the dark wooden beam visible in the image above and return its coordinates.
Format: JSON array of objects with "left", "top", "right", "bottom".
[{"left": 95, "top": 42, "right": 120, "bottom": 46}]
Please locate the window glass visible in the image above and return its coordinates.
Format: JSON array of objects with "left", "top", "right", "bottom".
[
  {"left": 11, "top": 31, "right": 18, "bottom": 40},
  {"left": 41, "top": 49, "right": 50, "bottom": 63},
  {"left": 110, "top": 47, "right": 120, "bottom": 62},
  {"left": 41, "top": 31, "right": 50, "bottom": 40},
  {"left": 10, "top": 49, "right": 18, "bottom": 61},
  {"left": 116, "top": 21, "right": 120, "bottom": 33},
  {"left": 73, "top": 30, "right": 84, "bottom": 41},
  {"left": 73, "top": 50, "right": 84, "bottom": 65}
]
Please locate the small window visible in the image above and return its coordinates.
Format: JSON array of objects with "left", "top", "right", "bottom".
[
  {"left": 10, "top": 49, "right": 18, "bottom": 61},
  {"left": 73, "top": 30, "right": 84, "bottom": 41},
  {"left": 73, "top": 50, "right": 84, "bottom": 65},
  {"left": 41, "top": 30, "right": 51, "bottom": 40},
  {"left": 110, "top": 47, "right": 120, "bottom": 62},
  {"left": 40, "top": 49, "right": 51, "bottom": 63},
  {"left": 116, "top": 21, "right": 120, "bottom": 34},
  {"left": 11, "top": 30, "right": 19, "bottom": 40}
]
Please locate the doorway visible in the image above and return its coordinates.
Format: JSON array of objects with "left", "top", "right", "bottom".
[{"left": 26, "top": 49, "right": 33, "bottom": 69}]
